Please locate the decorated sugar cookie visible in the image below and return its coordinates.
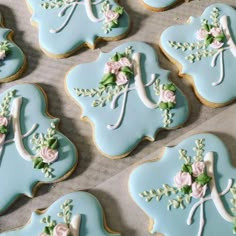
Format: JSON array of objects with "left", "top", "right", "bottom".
[
  {"left": 0, "top": 84, "right": 77, "bottom": 214},
  {"left": 0, "top": 12, "right": 26, "bottom": 82},
  {"left": 65, "top": 42, "right": 189, "bottom": 158},
  {"left": 0, "top": 191, "right": 120, "bottom": 236},
  {"left": 129, "top": 133, "right": 236, "bottom": 235},
  {"left": 142, "top": 0, "right": 178, "bottom": 11},
  {"left": 25, "top": 0, "right": 130, "bottom": 58},
  {"left": 160, "top": 3, "right": 236, "bottom": 107}
]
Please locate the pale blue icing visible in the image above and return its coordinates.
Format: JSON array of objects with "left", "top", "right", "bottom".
[
  {"left": 66, "top": 41, "right": 189, "bottom": 157},
  {"left": 129, "top": 133, "right": 236, "bottom": 235},
  {"left": 0, "top": 84, "right": 77, "bottom": 214},
  {"left": 26, "top": 0, "right": 130, "bottom": 56},
  {"left": 144, "top": 0, "right": 177, "bottom": 9},
  {"left": 0, "top": 13, "right": 25, "bottom": 81},
  {"left": 0, "top": 191, "right": 120, "bottom": 236},
  {"left": 160, "top": 3, "right": 236, "bottom": 105}
]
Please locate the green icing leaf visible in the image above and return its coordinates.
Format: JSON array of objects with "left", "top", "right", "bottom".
[
  {"left": 48, "top": 138, "right": 58, "bottom": 150},
  {"left": 195, "top": 173, "right": 211, "bottom": 186},
  {"left": 182, "top": 164, "right": 192, "bottom": 174},
  {"left": 114, "top": 6, "right": 124, "bottom": 15},
  {"left": 100, "top": 73, "right": 116, "bottom": 87},
  {"left": 33, "top": 157, "right": 46, "bottom": 169},
  {"left": 205, "top": 35, "right": 214, "bottom": 47},
  {"left": 159, "top": 102, "right": 168, "bottom": 110},
  {"left": 215, "top": 34, "right": 225, "bottom": 42},
  {"left": 111, "top": 53, "right": 119, "bottom": 62},
  {"left": 164, "top": 83, "right": 176, "bottom": 92},
  {"left": 181, "top": 185, "right": 192, "bottom": 195},
  {"left": 0, "top": 125, "right": 8, "bottom": 134},
  {"left": 167, "top": 102, "right": 175, "bottom": 110},
  {"left": 111, "top": 52, "right": 126, "bottom": 62},
  {"left": 44, "top": 226, "right": 53, "bottom": 235},
  {"left": 203, "top": 24, "right": 210, "bottom": 32},
  {"left": 121, "top": 66, "right": 133, "bottom": 75}
]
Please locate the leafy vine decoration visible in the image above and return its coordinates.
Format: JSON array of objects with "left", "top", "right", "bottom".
[
  {"left": 40, "top": 199, "right": 73, "bottom": 235},
  {"left": 139, "top": 139, "right": 210, "bottom": 210},
  {"left": 31, "top": 121, "right": 59, "bottom": 178},
  {"left": 168, "top": 7, "right": 224, "bottom": 63},
  {"left": 0, "top": 41, "right": 10, "bottom": 67},
  {"left": 0, "top": 90, "right": 16, "bottom": 134},
  {"left": 75, "top": 84, "right": 126, "bottom": 107}
]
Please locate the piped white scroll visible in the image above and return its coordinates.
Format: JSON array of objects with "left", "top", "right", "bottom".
[
  {"left": 70, "top": 214, "right": 81, "bottom": 236},
  {"left": 186, "top": 151, "right": 234, "bottom": 236},
  {"left": 50, "top": 0, "right": 104, "bottom": 34},
  {"left": 107, "top": 52, "right": 159, "bottom": 130},
  {"left": 211, "top": 15, "right": 236, "bottom": 86},
  {"left": 220, "top": 15, "right": 236, "bottom": 57},
  {"left": 132, "top": 53, "right": 159, "bottom": 109},
  {"left": 11, "top": 97, "right": 36, "bottom": 161}
]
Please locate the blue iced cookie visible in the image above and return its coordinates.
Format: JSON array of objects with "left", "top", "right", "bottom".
[
  {"left": 25, "top": 0, "right": 130, "bottom": 58},
  {"left": 160, "top": 3, "right": 236, "bottom": 107},
  {"left": 0, "top": 84, "right": 77, "bottom": 214},
  {"left": 129, "top": 133, "right": 236, "bottom": 236},
  {"left": 65, "top": 41, "right": 189, "bottom": 158},
  {"left": 142, "top": 0, "right": 178, "bottom": 11},
  {"left": 0, "top": 191, "right": 120, "bottom": 236},
  {"left": 0, "top": 12, "right": 26, "bottom": 82}
]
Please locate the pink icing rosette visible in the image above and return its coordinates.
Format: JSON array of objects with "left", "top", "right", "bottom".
[
  {"left": 160, "top": 90, "right": 176, "bottom": 103},
  {"left": 116, "top": 71, "right": 128, "bottom": 85},
  {"left": 196, "top": 29, "right": 208, "bottom": 41},
  {"left": 210, "top": 27, "right": 222, "bottom": 37},
  {"left": 191, "top": 182, "right": 207, "bottom": 199},
  {"left": 210, "top": 39, "right": 224, "bottom": 49},
  {"left": 40, "top": 146, "right": 58, "bottom": 164},
  {"left": 0, "top": 50, "right": 6, "bottom": 60},
  {"left": 104, "top": 61, "right": 121, "bottom": 74},
  {"left": 53, "top": 223, "right": 70, "bottom": 236},
  {"left": 119, "top": 57, "right": 132, "bottom": 68},
  {"left": 174, "top": 171, "right": 192, "bottom": 188},
  {"left": 104, "top": 10, "right": 119, "bottom": 23},
  {"left": 192, "top": 161, "right": 205, "bottom": 177},
  {"left": 0, "top": 115, "right": 8, "bottom": 127}
]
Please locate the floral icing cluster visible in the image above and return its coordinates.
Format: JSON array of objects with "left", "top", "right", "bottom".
[
  {"left": 41, "top": 0, "right": 124, "bottom": 34},
  {"left": 0, "top": 41, "right": 10, "bottom": 62},
  {"left": 31, "top": 122, "right": 59, "bottom": 178},
  {"left": 100, "top": 48, "right": 133, "bottom": 87},
  {"left": 139, "top": 139, "right": 212, "bottom": 209},
  {"left": 168, "top": 8, "right": 226, "bottom": 63},
  {"left": 158, "top": 83, "right": 176, "bottom": 110},
  {"left": 0, "top": 90, "right": 16, "bottom": 144},
  {"left": 173, "top": 158, "right": 211, "bottom": 198},
  {"left": 152, "top": 79, "right": 176, "bottom": 127},
  {"left": 196, "top": 21, "right": 225, "bottom": 49},
  {"left": 101, "top": 0, "right": 124, "bottom": 34},
  {"left": 75, "top": 46, "right": 177, "bottom": 128},
  {"left": 40, "top": 199, "right": 73, "bottom": 236}
]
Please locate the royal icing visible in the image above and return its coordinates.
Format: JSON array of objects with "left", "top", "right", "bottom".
[
  {"left": 0, "top": 13, "right": 26, "bottom": 81},
  {"left": 0, "top": 84, "right": 77, "bottom": 214},
  {"left": 142, "top": 0, "right": 178, "bottom": 11},
  {"left": 160, "top": 4, "right": 236, "bottom": 106},
  {"left": 26, "top": 0, "right": 130, "bottom": 57},
  {"left": 129, "top": 133, "right": 236, "bottom": 235},
  {"left": 65, "top": 42, "right": 189, "bottom": 158},
  {"left": 0, "top": 192, "right": 120, "bottom": 236}
]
